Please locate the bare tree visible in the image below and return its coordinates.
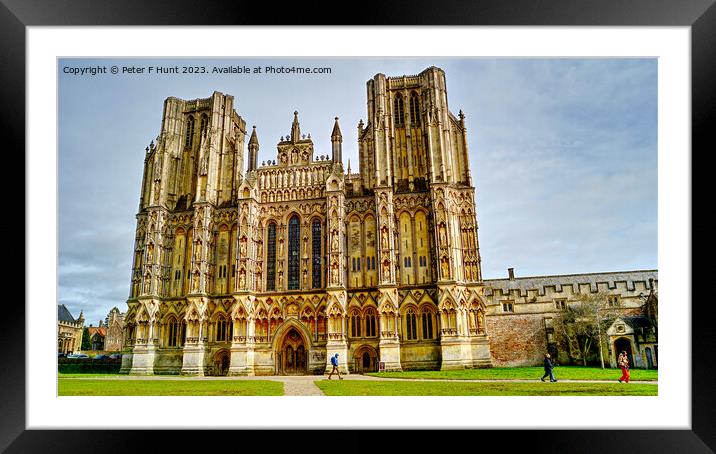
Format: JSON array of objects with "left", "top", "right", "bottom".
[{"left": 557, "top": 291, "right": 621, "bottom": 368}]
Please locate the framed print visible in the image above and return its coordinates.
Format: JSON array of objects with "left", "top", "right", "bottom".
[{"left": 6, "top": 0, "right": 713, "bottom": 451}]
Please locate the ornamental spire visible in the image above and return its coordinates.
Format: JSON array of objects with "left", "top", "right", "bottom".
[{"left": 290, "top": 111, "right": 301, "bottom": 142}]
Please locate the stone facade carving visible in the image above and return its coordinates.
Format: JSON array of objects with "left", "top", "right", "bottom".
[{"left": 123, "top": 67, "right": 490, "bottom": 376}]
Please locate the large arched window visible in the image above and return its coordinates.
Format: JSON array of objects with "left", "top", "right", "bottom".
[
  {"left": 405, "top": 308, "right": 418, "bottom": 340},
  {"left": 165, "top": 317, "right": 186, "bottom": 347},
  {"left": 266, "top": 223, "right": 277, "bottom": 291},
  {"left": 421, "top": 308, "right": 434, "bottom": 340},
  {"left": 410, "top": 93, "right": 420, "bottom": 125},
  {"left": 350, "top": 310, "right": 361, "bottom": 338},
  {"left": 394, "top": 94, "right": 405, "bottom": 127},
  {"left": 365, "top": 308, "right": 377, "bottom": 337},
  {"left": 185, "top": 116, "right": 195, "bottom": 148},
  {"left": 200, "top": 114, "right": 208, "bottom": 136},
  {"left": 312, "top": 218, "right": 322, "bottom": 288},
  {"left": 288, "top": 216, "right": 300, "bottom": 290},
  {"left": 215, "top": 315, "right": 231, "bottom": 342}
]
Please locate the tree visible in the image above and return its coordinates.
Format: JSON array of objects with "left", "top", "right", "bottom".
[
  {"left": 557, "top": 291, "right": 621, "bottom": 368},
  {"left": 81, "top": 328, "right": 91, "bottom": 351}
]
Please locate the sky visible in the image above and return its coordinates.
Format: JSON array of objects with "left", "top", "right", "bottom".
[{"left": 58, "top": 57, "right": 657, "bottom": 326}]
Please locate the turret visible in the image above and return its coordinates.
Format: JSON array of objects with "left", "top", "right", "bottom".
[
  {"left": 248, "top": 125, "right": 259, "bottom": 171},
  {"left": 331, "top": 117, "right": 342, "bottom": 163}
]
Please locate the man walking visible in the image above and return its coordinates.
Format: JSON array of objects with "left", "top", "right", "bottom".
[
  {"left": 540, "top": 353, "right": 558, "bottom": 382},
  {"left": 328, "top": 353, "right": 343, "bottom": 380}
]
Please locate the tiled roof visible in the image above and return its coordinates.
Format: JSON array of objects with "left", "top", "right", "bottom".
[
  {"left": 484, "top": 270, "right": 658, "bottom": 296},
  {"left": 58, "top": 304, "right": 76, "bottom": 324},
  {"left": 87, "top": 327, "right": 107, "bottom": 337}
]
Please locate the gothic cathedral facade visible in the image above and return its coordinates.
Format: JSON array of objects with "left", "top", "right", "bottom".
[{"left": 120, "top": 66, "right": 490, "bottom": 375}]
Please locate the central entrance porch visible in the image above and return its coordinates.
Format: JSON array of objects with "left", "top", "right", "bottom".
[{"left": 276, "top": 327, "right": 308, "bottom": 375}]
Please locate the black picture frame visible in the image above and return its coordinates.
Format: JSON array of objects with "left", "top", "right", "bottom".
[{"left": 6, "top": 0, "right": 711, "bottom": 451}]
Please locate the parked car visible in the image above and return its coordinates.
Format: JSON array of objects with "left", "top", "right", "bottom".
[
  {"left": 58, "top": 352, "right": 66, "bottom": 358},
  {"left": 67, "top": 353, "right": 89, "bottom": 359},
  {"left": 109, "top": 353, "right": 122, "bottom": 360},
  {"left": 92, "top": 354, "right": 109, "bottom": 360}
]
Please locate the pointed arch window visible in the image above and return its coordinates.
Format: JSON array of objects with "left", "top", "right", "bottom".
[
  {"left": 200, "top": 114, "right": 208, "bottom": 137},
  {"left": 365, "top": 309, "right": 377, "bottom": 337},
  {"left": 410, "top": 93, "right": 420, "bottom": 125},
  {"left": 185, "top": 116, "right": 195, "bottom": 148},
  {"left": 266, "top": 223, "right": 277, "bottom": 291},
  {"left": 288, "top": 215, "right": 300, "bottom": 290},
  {"left": 421, "top": 309, "right": 434, "bottom": 340},
  {"left": 406, "top": 308, "right": 418, "bottom": 340},
  {"left": 312, "top": 219, "right": 322, "bottom": 288},
  {"left": 350, "top": 311, "right": 361, "bottom": 338},
  {"left": 394, "top": 94, "right": 405, "bottom": 127},
  {"left": 215, "top": 316, "right": 232, "bottom": 342}
]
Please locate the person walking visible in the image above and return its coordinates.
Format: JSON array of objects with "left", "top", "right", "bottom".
[
  {"left": 618, "top": 351, "right": 630, "bottom": 383},
  {"left": 540, "top": 353, "right": 558, "bottom": 382},
  {"left": 328, "top": 353, "right": 343, "bottom": 380}
]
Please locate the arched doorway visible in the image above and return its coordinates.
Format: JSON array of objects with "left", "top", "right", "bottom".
[
  {"left": 278, "top": 327, "right": 307, "bottom": 375},
  {"left": 614, "top": 337, "right": 633, "bottom": 368},
  {"left": 212, "top": 349, "right": 230, "bottom": 376},
  {"left": 353, "top": 346, "right": 378, "bottom": 373}
]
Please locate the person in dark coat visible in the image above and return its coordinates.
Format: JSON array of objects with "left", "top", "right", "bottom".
[{"left": 540, "top": 353, "right": 558, "bottom": 382}]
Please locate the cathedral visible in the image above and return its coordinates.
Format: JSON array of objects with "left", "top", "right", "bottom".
[{"left": 120, "top": 66, "right": 491, "bottom": 375}]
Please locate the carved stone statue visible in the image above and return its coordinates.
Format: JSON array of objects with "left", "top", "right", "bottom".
[
  {"left": 381, "top": 228, "right": 389, "bottom": 250},
  {"left": 441, "top": 258, "right": 449, "bottom": 279},
  {"left": 240, "top": 238, "right": 247, "bottom": 256},
  {"left": 331, "top": 265, "right": 339, "bottom": 284},
  {"left": 332, "top": 233, "right": 339, "bottom": 252},
  {"left": 192, "top": 273, "right": 199, "bottom": 292},
  {"left": 239, "top": 270, "right": 246, "bottom": 289},
  {"left": 439, "top": 224, "right": 447, "bottom": 246},
  {"left": 382, "top": 261, "right": 390, "bottom": 281}
]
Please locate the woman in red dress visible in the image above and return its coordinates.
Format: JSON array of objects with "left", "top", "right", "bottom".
[{"left": 618, "top": 351, "right": 630, "bottom": 383}]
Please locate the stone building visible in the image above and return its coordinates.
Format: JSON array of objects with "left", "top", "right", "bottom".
[
  {"left": 87, "top": 324, "right": 107, "bottom": 351},
  {"left": 483, "top": 268, "right": 658, "bottom": 369},
  {"left": 120, "top": 66, "right": 490, "bottom": 376},
  {"left": 58, "top": 304, "right": 84, "bottom": 355},
  {"left": 104, "top": 307, "right": 126, "bottom": 353}
]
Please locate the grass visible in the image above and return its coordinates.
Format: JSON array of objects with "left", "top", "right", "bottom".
[
  {"left": 58, "top": 379, "right": 284, "bottom": 396},
  {"left": 365, "top": 366, "right": 658, "bottom": 381},
  {"left": 316, "top": 380, "right": 657, "bottom": 396}
]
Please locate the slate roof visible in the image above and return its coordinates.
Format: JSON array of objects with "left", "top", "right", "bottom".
[
  {"left": 484, "top": 270, "right": 658, "bottom": 297},
  {"left": 58, "top": 304, "right": 76, "bottom": 323},
  {"left": 618, "top": 316, "right": 655, "bottom": 329}
]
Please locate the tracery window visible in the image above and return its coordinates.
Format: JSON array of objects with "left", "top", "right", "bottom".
[
  {"left": 312, "top": 219, "right": 322, "bottom": 288},
  {"left": 405, "top": 308, "right": 417, "bottom": 340},
  {"left": 365, "top": 309, "right": 377, "bottom": 337},
  {"left": 266, "top": 223, "right": 277, "bottom": 291},
  {"left": 185, "top": 116, "right": 195, "bottom": 148},
  {"left": 410, "top": 93, "right": 420, "bottom": 125},
  {"left": 350, "top": 312, "right": 361, "bottom": 338},
  {"left": 394, "top": 94, "right": 405, "bottom": 127},
  {"left": 200, "top": 114, "right": 208, "bottom": 136},
  {"left": 288, "top": 216, "right": 300, "bottom": 290},
  {"left": 166, "top": 318, "right": 184, "bottom": 347},
  {"left": 422, "top": 310, "right": 434, "bottom": 339}
]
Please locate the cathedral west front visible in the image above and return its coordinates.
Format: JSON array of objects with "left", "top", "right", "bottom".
[{"left": 120, "top": 66, "right": 491, "bottom": 376}]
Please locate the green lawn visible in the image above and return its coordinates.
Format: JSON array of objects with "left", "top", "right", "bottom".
[
  {"left": 58, "top": 379, "right": 283, "bottom": 396},
  {"left": 316, "top": 380, "right": 657, "bottom": 396},
  {"left": 365, "top": 366, "right": 658, "bottom": 381}
]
